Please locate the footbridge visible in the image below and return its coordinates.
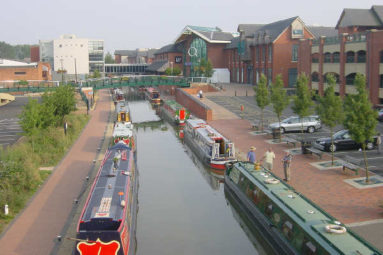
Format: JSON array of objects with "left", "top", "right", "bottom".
[{"left": 0, "top": 76, "right": 190, "bottom": 93}]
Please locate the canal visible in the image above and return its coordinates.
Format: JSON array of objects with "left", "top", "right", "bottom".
[{"left": 128, "top": 101, "right": 266, "bottom": 255}]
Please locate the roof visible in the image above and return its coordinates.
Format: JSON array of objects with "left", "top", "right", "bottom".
[
  {"left": 112, "top": 122, "right": 133, "bottom": 138},
  {"left": 225, "top": 36, "right": 241, "bottom": 49},
  {"left": 253, "top": 16, "right": 300, "bottom": 43},
  {"left": 238, "top": 24, "right": 264, "bottom": 37},
  {"left": 114, "top": 48, "right": 159, "bottom": 58},
  {"left": 114, "top": 50, "right": 137, "bottom": 57},
  {"left": 307, "top": 26, "right": 338, "bottom": 38},
  {"left": 146, "top": 60, "right": 169, "bottom": 72},
  {"left": 174, "top": 25, "right": 234, "bottom": 44},
  {"left": 154, "top": 44, "right": 182, "bottom": 55},
  {"left": 336, "top": 6, "right": 383, "bottom": 29},
  {"left": 0, "top": 59, "right": 37, "bottom": 67}
]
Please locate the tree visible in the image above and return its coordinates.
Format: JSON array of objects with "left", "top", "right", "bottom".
[
  {"left": 165, "top": 66, "right": 181, "bottom": 76},
  {"left": 292, "top": 73, "right": 314, "bottom": 136},
  {"left": 270, "top": 74, "right": 289, "bottom": 141},
  {"left": 199, "top": 58, "right": 214, "bottom": 77},
  {"left": 343, "top": 73, "right": 378, "bottom": 183},
  {"left": 104, "top": 52, "right": 115, "bottom": 64},
  {"left": 92, "top": 69, "right": 101, "bottom": 78},
  {"left": 316, "top": 74, "right": 344, "bottom": 165},
  {"left": 254, "top": 74, "right": 270, "bottom": 131}
]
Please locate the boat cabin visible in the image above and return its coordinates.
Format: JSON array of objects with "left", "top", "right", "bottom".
[{"left": 116, "top": 101, "right": 130, "bottom": 123}]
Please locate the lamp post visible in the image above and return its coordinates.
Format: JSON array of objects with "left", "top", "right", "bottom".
[{"left": 170, "top": 61, "right": 173, "bottom": 76}]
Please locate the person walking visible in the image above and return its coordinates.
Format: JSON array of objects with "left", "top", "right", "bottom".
[
  {"left": 282, "top": 152, "right": 292, "bottom": 181},
  {"left": 377, "top": 133, "right": 381, "bottom": 154},
  {"left": 199, "top": 90, "right": 203, "bottom": 99},
  {"left": 262, "top": 147, "right": 275, "bottom": 171},
  {"left": 247, "top": 146, "right": 256, "bottom": 163}
]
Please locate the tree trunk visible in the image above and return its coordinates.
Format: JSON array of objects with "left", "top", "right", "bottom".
[
  {"left": 278, "top": 115, "right": 282, "bottom": 143},
  {"left": 300, "top": 120, "right": 304, "bottom": 142},
  {"left": 261, "top": 109, "right": 264, "bottom": 132},
  {"left": 362, "top": 144, "right": 370, "bottom": 183}
]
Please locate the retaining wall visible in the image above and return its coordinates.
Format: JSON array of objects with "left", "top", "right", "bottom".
[{"left": 175, "top": 88, "right": 212, "bottom": 121}]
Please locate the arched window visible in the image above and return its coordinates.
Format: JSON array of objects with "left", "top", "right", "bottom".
[
  {"left": 380, "top": 50, "right": 383, "bottom": 63},
  {"left": 333, "top": 52, "right": 340, "bottom": 63},
  {"left": 380, "top": 74, "right": 383, "bottom": 88},
  {"left": 357, "top": 50, "right": 366, "bottom": 63},
  {"left": 324, "top": 73, "right": 340, "bottom": 83},
  {"left": 311, "top": 53, "right": 319, "bottom": 63},
  {"left": 189, "top": 37, "right": 207, "bottom": 77},
  {"left": 311, "top": 72, "right": 319, "bottom": 82},
  {"left": 324, "top": 52, "right": 332, "bottom": 63},
  {"left": 346, "top": 73, "right": 356, "bottom": 85},
  {"left": 346, "top": 51, "right": 355, "bottom": 63}
]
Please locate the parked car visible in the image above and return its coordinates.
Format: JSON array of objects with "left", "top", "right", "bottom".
[
  {"left": 313, "top": 129, "right": 377, "bottom": 152},
  {"left": 377, "top": 109, "right": 383, "bottom": 122},
  {"left": 268, "top": 115, "right": 321, "bottom": 133}
]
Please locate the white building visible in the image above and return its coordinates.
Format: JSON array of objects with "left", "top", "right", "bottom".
[{"left": 39, "top": 34, "right": 104, "bottom": 76}]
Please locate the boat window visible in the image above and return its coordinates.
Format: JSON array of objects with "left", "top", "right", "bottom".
[
  {"left": 282, "top": 221, "right": 294, "bottom": 240},
  {"left": 302, "top": 241, "right": 317, "bottom": 255}
]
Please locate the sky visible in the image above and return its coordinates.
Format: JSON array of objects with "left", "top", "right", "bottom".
[{"left": 1, "top": 0, "right": 381, "bottom": 53}]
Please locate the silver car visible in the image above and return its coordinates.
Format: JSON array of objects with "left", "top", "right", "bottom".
[{"left": 269, "top": 116, "right": 321, "bottom": 133}]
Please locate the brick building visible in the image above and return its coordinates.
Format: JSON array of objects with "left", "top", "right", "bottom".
[
  {"left": 224, "top": 17, "right": 334, "bottom": 87},
  {"left": 114, "top": 49, "right": 157, "bottom": 64},
  {"left": 147, "top": 43, "right": 183, "bottom": 74},
  {"left": 298, "top": 5, "right": 383, "bottom": 105},
  {"left": 0, "top": 59, "right": 52, "bottom": 81}
]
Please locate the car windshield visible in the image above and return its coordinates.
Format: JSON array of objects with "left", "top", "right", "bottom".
[{"left": 333, "top": 130, "right": 348, "bottom": 139}]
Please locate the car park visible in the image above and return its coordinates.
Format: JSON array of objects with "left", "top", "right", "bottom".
[
  {"left": 268, "top": 115, "right": 321, "bottom": 133},
  {"left": 313, "top": 129, "right": 377, "bottom": 152}
]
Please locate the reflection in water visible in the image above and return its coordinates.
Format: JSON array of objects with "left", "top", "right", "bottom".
[
  {"left": 130, "top": 101, "right": 261, "bottom": 255},
  {"left": 128, "top": 100, "right": 161, "bottom": 123}
]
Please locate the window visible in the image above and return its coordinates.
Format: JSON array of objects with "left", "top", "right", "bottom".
[
  {"left": 324, "top": 53, "right": 331, "bottom": 63},
  {"left": 268, "top": 45, "right": 272, "bottom": 62},
  {"left": 292, "top": 44, "right": 299, "bottom": 62},
  {"left": 380, "top": 75, "right": 383, "bottom": 88},
  {"left": 346, "top": 73, "right": 356, "bottom": 85},
  {"left": 302, "top": 240, "right": 317, "bottom": 255},
  {"left": 282, "top": 221, "right": 294, "bottom": 240},
  {"left": 346, "top": 51, "right": 355, "bottom": 63},
  {"left": 14, "top": 72, "right": 26, "bottom": 75},
  {"left": 357, "top": 50, "right": 366, "bottom": 63},
  {"left": 311, "top": 72, "right": 319, "bottom": 82},
  {"left": 265, "top": 204, "right": 273, "bottom": 217},
  {"left": 288, "top": 68, "right": 298, "bottom": 87},
  {"left": 262, "top": 46, "right": 266, "bottom": 62},
  {"left": 380, "top": 51, "right": 383, "bottom": 63},
  {"left": 333, "top": 52, "right": 340, "bottom": 63},
  {"left": 267, "top": 68, "right": 272, "bottom": 84}
]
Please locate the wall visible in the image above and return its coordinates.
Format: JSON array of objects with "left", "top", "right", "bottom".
[
  {"left": 208, "top": 43, "right": 227, "bottom": 68},
  {"left": 30, "top": 46, "right": 40, "bottom": 62},
  {"left": 53, "top": 38, "right": 89, "bottom": 74},
  {"left": 175, "top": 88, "right": 212, "bottom": 121},
  {"left": 0, "top": 62, "right": 52, "bottom": 81}
]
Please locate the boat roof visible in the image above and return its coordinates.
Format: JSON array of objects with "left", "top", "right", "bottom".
[
  {"left": 232, "top": 162, "right": 380, "bottom": 254},
  {"left": 164, "top": 100, "right": 184, "bottom": 110},
  {"left": 186, "top": 118, "right": 207, "bottom": 128},
  {"left": 195, "top": 124, "right": 228, "bottom": 143},
  {"left": 112, "top": 123, "right": 133, "bottom": 137},
  {"left": 116, "top": 101, "right": 129, "bottom": 113},
  {"left": 80, "top": 143, "right": 134, "bottom": 224},
  {"left": 146, "top": 87, "right": 159, "bottom": 93}
]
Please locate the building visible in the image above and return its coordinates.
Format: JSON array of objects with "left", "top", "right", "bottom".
[
  {"left": 298, "top": 5, "right": 383, "bottom": 105},
  {"left": 114, "top": 48, "right": 157, "bottom": 64},
  {"left": 147, "top": 43, "right": 183, "bottom": 74},
  {"left": 0, "top": 59, "right": 51, "bottom": 81},
  {"left": 38, "top": 34, "right": 104, "bottom": 76},
  {"left": 225, "top": 17, "right": 320, "bottom": 87}
]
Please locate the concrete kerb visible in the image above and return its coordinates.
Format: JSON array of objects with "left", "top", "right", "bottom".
[{"left": 53, "top": 91, "right": 115, "bottom": 254}]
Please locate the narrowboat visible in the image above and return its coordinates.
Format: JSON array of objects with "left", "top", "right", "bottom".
[
  {"left": 75, "top": 142, "right": 138, "bottom": 255},
  {"left": 112, "top": 122, "right": 135, "bottom": 149},
  {"left": 161, "top": 100, "right": 190, "bottom": 125},
  {"left": 116, "top": 101, "right": 131, "bottom": 123},
  {"left": 114, "top": 88, "right": 124, "bottom": 101},
  {"left": 224, "top": 162, "right": 382, "bottom": 255},
  {"left": 184, "top": 118, "right": 236, "bottom": 170},
  {"left": 145, "top": 87, "right": 161, "bottom": 105}
]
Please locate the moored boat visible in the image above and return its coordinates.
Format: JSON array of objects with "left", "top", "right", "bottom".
[
  {"left": 112, "top": 122, "right": 135, "bottom": 149},
  {"left": 116, "top": 101, "right": 131, "bottom": 123},
  {"left": 224, "top": 161, "right": 382, "bottom": 255},
  {"left": 75, "top": 142, "right": 138, "bottom": 255},
  {"left": 184, "top": 118, "right": 236, "bottom": 170},
  {"left": 161, "top": 100, "right": 190, "bottom": 125},
  {"left": 145, "top": 87, "right": 161, "bottom": 105}
]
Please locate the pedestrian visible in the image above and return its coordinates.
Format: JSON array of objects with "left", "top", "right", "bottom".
[
  {"left": 377, "top": 133, "right": 381, "bottom": 154},
  {"left": 247, "top": 146, "right": 256, "bottom": 163},
  {"left": 199, "top": 90, "right": 203, "bottom": 99},
  {"left": 262, "top": 147, "right": 275, "bottom": 171},
  {"left": 282, "top": 151, "right": 292, "bottom": 181}
]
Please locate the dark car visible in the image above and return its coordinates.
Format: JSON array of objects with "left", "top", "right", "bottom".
[
  {"left": 313, "top": 129, "right": 376, "bottom": 152},
  {"left": 378, "top": 109, "right": 383, "bottom": 122}
]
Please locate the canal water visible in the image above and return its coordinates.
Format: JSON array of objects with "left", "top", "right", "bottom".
[{"left": 128, "top": 101, "right": 266, "bottom": 255}]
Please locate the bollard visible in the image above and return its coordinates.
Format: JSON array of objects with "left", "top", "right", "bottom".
[
  {"left": 246, "top": 90, "right": 248, "bottom": 96},
  {"left": 235, "top": 90, "right": 237, "bottom": 96},
  {"left": 4, "top": 204, "right": 8, "bottom": 215}
]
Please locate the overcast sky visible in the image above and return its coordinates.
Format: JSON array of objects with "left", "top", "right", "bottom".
[{"left": 1, "top": 0, "right": 380, "bottom": 53}]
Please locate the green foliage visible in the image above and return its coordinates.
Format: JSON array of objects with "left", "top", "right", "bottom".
[
  {"left": 91, "top": 69, "right": 101, "bottom": 78},
  {"left": 343, "top": 73, "right": 378, "bottom": 182},
  {"left": 0, "top": 113, "right": 89, "bottom": 232},
  {"left": 104, "top": 52, "right": 115, "bottom": 64},
  {"left": 17, "top": 80, "right": 28, "bottom": 86},
  {"left": 0, "top": 41, "right": 31, "bottom": 60},
  {"left": 199, "top": 58, "right": 214, "bottom": 77},
  {"left": 165, "top": 66, "right": 182, "bottom": 76},
  {"left": 254, "top": 74, "right": 270, "bottom": 130},
  {"left": 270, "top": 74, "right": 289, "bottom": 139},
  {"left": 316, "top": 74, "right": 344, "bottom": 164}
]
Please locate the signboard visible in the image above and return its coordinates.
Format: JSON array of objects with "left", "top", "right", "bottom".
[
  {"left": 175, "top": 56, "right": 182, "bottom": 63},
  {"left": 184, "top": 62, "right": 193, "bottom": 66}
]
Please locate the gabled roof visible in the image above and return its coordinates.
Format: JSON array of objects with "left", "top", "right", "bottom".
[
  {"left": 237, "top": 24, "right": 264, "bottom": 37},
  {"left": 253, "top": 16, "right": 300, "bottom": 43},
  {"left": 336, "top": 6, "right": 383, "bottom": 29},
  {"left": 174, "top": 25, "right": 234, "bottom": 44},
  {"left": 307, "top": 26, "right": 338, "bottom": 38}
]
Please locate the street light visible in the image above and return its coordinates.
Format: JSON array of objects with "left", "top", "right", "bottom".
[{"left": 170, "top": 61, "right": 173, "bottom": 76}]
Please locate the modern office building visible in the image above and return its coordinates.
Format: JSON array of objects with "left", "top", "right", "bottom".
[
  {"left": 298, "top": 5, "right": 383, "bottom": 105},
  {"left": 38, "top": 34, "right": 104, "bottom": 75}
]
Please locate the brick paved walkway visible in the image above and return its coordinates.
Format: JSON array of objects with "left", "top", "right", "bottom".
[{"left": 0, "top": 90, "right": 111, "bottom": 255}]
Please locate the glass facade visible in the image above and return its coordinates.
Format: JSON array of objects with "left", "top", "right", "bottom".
[
  {"left": 88, "top": 40, "right": 104, "bottom": 73},
  {"left": 189, "top": 37, "right": 207, "bottom": 77}
]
